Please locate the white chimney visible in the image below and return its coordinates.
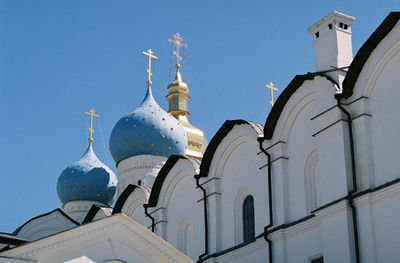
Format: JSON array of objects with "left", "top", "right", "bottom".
[{"left": 308, "top": 11, "right": 355, "bottom": 89}]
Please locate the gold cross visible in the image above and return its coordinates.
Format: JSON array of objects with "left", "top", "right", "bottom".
[
  {"left": 265, "top": 82, "right": 278, "bottom": 107},
  {"left": 142, "top": 49, "right": 158, "bottom": 87},
  {"left": 84, "top": 108, "right": 100, "bottom": 144},
  {"left": 168, "top": 33, "right": 187, "bottom": 68}
]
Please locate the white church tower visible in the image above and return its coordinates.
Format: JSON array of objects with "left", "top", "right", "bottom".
[{"left": 308, "top": 11, "right": 355, "bottom": 91}]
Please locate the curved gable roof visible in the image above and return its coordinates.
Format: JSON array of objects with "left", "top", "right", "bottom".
[
  {"left": 340, "top": 12, "right": 400, "bottom": 99},
  {"left": 112, "top": 184, "right": 141, "bottom": 214},
  {"left": 199, "top": 120, "right": 263, "bottom": 178},
  {"left": 13, "top": 208, "right": 79, "bottom": 236},
  {"left": 0, "top": 232, "right": 29, "bottom": 247},
  {"left": 82, "top": 205, "right": 101, "bottom": 224},
  {"left": 145, "top": 155, "right": 187, "bottom": 208},
  {"left": 263, "top": 73, "right": 337, "bottom": 140}
]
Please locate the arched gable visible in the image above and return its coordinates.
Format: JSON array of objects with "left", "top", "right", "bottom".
[
  {"left": 199, "top": 120, "right": 263, "bottom": 179},
  {"left": 13, "top": 209, "right": 79, "bottom": 241},
  {"left": 114, "top": 185, "right": 140, "bottom": 214},
  {"left": 82, "top": 205, "right": 112, "bottom": 224},
  {"left": 197, "top": 120, "right": 266, "bottom": 252},
  {"left": 339, "top": 12, "right": 400, "bottom": 187},
  {"left": 144, "top": 155, "right": 201, "bottom": 260},
  {"left": 112, "top": 184, "right": 149, "bottom": 226},
  {"left": 264, "top": 74, "right": 337, "bottom": 140},
  {"left": 145, "top": 155, "right": 200, "bottom": 210},
  {"left": 340, "top": 12, "right": 400, "bottom": 99},
  {"left": 145, "top": 155, "right": 189, "bottom": 208}
]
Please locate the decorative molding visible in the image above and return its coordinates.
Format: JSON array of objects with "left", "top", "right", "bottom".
[
  {"left": 177, "top": 217, "right": 192, "bottom": 254},
  {"left": 117, "top": 155, "right": 167, "bottom": 175},
  {"left": 354, "top": 180, "right": 400, "bottom": 207},
  {"left": 313, "top": 199, "right": 347, "bottom": 219},
  {"left": 268, "top": 216, "right": 319, "bottom": 242},
  {"left": 196, "top": 191, "right": 221, "bottom": 202},
  {"left": 363, "top": 40, "right": 400, "bottom": 98},
  {"left": 280, "top": 92, "right": 315, "bottom": 141},
  {"left": 352, "top": 113, "right": 372, "bottom": 121},
  {"left": 5, "top": 214, "right": 192, "bottom": 263},
  {"left": 199, "top": 177, "right": 220, "bottom": 186},
  {"left": 260, "top": 140, "right": 287, "bottom": 152},
  {"left": 304, "top": 150, "right": 319, "bottom": 213},
  {"left": 312, "top": 119, "right": 346, "bottom": 137},
  {"left": 202, "top": 237, "right": 267, "bottom": 263},
  {"left": 215, "top": 136, "right": 252, "bottom": 180},
  {"left": 126, "top": 198, "right": 145, "bottom": 217},
  {"left": 162, "top": 171, "right": 193, "bottom": 208}
]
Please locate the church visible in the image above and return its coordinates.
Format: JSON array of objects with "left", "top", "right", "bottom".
[{"left": 1, "top": 10, "right": 400, "bottom": 263}]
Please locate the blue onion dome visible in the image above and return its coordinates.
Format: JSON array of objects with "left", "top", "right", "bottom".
[
  {"left": 109, "top": 87, "right": 187, "bottom": 164},
  {"left": 57, "top": 144, "right": 117, "bottom": 206}
]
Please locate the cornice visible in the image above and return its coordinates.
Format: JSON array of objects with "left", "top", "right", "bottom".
[
  {"left": 3, "top": 214, "right": 191, "bottom": 263},
  {"left": 313, "top": 199, "right": 347, "bottom": 219},
  {"left": 354, "top": 181, "right": 400, "bottom": 207},
  {"left": 268, "top": 216, "right": 319, "bottom": 242},
  {"left": 203, "top": 237, "right": 267, "bottom": 263}
]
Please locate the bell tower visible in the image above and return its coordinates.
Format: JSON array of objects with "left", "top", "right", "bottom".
[{"left": 167, "top": 33, "right": 206, "bottom": 159}]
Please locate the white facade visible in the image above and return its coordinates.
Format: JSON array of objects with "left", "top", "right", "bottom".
[{"left": 2, "top": 11, "right": 400, "bottom": 263}]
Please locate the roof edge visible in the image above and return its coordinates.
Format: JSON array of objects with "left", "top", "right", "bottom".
[
  {"left": 13, "top": 208, "right": 79, "bottom": 236},
  {"left": 112, "top": 184, "right": 140, "bottom": 214},
  {"left": 340, "top": 12, "right": 400, "bottom": 99},
  {"left": 199, "top": 120, "right": 263, "bottom": 178},
  {"left": 145, "top": 155, "right": 187, "bottom": 208},
  {"left": 82, "top": 205, "right": 101, "bottom": 224},
  {"left": 263, "top": 73, "right": 337, "bottom": 140}
]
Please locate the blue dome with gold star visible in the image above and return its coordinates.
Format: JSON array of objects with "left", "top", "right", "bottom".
[
  {"left": 57, "top": 144, "right": 117, "bottom": 206},
  {"left": 109, "top": 87, "right": 187, "bottom": 164}
]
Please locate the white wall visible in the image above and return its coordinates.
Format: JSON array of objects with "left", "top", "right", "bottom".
[
  {"left": 148, "top": 158, "right": 204, "bottom": 261},
  {"left": 119, "top": 186, "right": 150, "bottom": 228},
  {"left": 202, "top": 123, "right": 266, "bottom": 253}
]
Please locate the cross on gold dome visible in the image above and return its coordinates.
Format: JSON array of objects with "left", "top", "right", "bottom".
[
  {"left": 168, "top": 33, "right": 187, "bottom": 68},
  {"left": 265, "top": 82, "right": 278, "bottom": 107},
  {"left": 142, "top": 49, "right": 158, "bottom": 87},
  {"left": 84, "top": 108, "right": 100, "bottom": 144}
]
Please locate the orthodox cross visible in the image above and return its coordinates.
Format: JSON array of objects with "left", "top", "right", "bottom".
[
  {"left": 142, "top": 49, "right": 158, "bottom": 87},
  {"left": 265, "top": 82, "right": 278, "bottom": 107},
  {"left": 84, "top": 108, "right": 100, "bottom": 144},
  {"left": 168, "top": 33, "right": 187, "bottom": 68}
]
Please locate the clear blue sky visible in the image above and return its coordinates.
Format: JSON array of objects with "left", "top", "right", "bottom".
[{"left": 0, "top": 0, "right": 397, "bottom": 232}]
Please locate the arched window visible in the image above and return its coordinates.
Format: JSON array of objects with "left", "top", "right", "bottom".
[
  {"left": 243, "top": 195, "right": 255, "bottom": 243},
  {"left": 305, "top": 150, "right": 319, "bottom": 213}
]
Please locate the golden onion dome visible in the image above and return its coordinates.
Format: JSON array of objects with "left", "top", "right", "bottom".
[{"left": 166, "top": 66, "right": 206, "bottom": 159}]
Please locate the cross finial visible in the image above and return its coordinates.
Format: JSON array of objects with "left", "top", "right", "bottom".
[
  {"left": 142, "top": 49, "right": 158, "bottom": 87},
  {"left": 84, "top": 108, "right": 100, "bottom": 145},
  {"left": 265, "top": 82, "right": 278, "bottom": 107},
  {"left": 168, "top": 33, "right": 187, "bottom": 69}
]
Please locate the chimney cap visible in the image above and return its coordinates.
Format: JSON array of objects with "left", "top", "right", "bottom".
[{"left": 308, "top": 11, "right": 356, "bottom": 34}]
